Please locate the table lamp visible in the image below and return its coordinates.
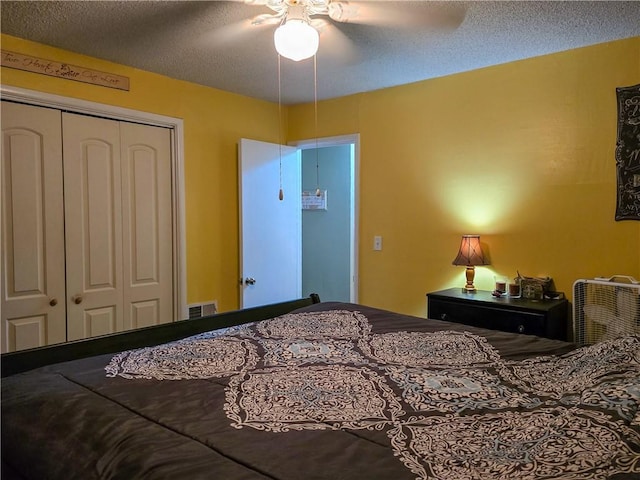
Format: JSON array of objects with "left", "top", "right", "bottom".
[{"left": 452, "top": 235, "right": 489, "bottom": 293}]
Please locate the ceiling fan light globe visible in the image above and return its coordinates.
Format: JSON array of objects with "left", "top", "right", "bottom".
[{"left": 274, "top": 19, "right": 319, "bottom": 61}]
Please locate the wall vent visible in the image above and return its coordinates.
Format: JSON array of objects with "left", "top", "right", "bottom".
[{"left": 188, "top": 301, "right": 218, "bottom": 319}]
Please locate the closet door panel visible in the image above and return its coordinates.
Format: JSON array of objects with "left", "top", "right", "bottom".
[
  {"left": 1, "top": 102, "right": 66, "bottom": 352},
  {"left": 120, "top": 122, "right": 173, "bottom": 329},
  {"left": 63, "top": 113, "right": 124, "bottom": 341}
]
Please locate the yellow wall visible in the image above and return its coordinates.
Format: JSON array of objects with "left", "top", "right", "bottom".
[
  {"left": 289, "top": 37, "right": 640, "bottom": 316},
  {"left": 1, "top": 34, "right": 285, "bottom": 312},
  {"left": 2, "top": 34, "right": 639, "bottom": 319}
]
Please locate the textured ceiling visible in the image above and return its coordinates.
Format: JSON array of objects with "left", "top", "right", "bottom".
[{"left": 2, "top": 1, "right": 639, "bottom": 105}]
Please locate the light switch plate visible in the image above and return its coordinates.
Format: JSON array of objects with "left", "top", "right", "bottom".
[{"left": 373, "top": 235, "right": 383, "bottom": 251}]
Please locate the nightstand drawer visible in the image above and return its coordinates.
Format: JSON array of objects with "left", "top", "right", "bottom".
[
  {"left": 427, "top": 288, "right": 568, "bottom": 341},
  {"left": 428, "top": 298, "right": 546, "bottom": 336}
]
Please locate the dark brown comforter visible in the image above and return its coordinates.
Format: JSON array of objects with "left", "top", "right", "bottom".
[{"left": 2, "top": 302, "right": 639, "bottom": 479}]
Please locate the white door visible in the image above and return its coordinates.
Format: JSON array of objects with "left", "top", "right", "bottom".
[
  {"left": 120, "top": 122, "right": 174, "bottom": 330},
  {"left": 63, "top": 113, "right": 125, "bottom": 340},
  {"left": 1, "top": 102, "right": 67, "bottom": 352},
  {"left": 239, "top": 138, "right": 301, "bottom": 308}
]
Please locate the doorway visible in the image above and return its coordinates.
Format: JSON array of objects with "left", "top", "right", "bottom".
[
  {"left": 238, "top": 134, "right": 359, "bottom": 308},
  {"left": 301, "top": 144, "right": 354, "bottom": 302},
  {"left": 294, "top": 134, "right": 359, "bottom": 304}
]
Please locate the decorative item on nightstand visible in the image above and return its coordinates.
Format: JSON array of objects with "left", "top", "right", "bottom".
[
  {"left": 508, "top": 278, "right": 521, "bottom": 298},
  {"left": 452, "top": 234, "right": 489, "bottom": 293},
  {"left": 493, "top": 275, "right": 509, "bottom": 297},
  {"left": 516, "top": 272, "right": 554, "bottom": 300}
]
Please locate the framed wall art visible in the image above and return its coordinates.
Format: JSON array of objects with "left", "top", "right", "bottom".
[{"left": 615, "top": 83, "right": 640, "bottom": 221}]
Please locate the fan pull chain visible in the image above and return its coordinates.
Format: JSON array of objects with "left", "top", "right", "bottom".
[
  {"left": 277, "top": 54, "right": 284, "bottom": 201},
  {"left": 314, "top": 54, "right": 321, "bottom": 197}
]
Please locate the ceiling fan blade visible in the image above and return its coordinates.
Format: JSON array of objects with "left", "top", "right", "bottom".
[
  {"left": 312, "top": 19, "right": 360, "bottom": 65},
  {"left": 199, "top": 18, "right": 254, "bottom": 47},
  {"left": 199, "top": 13, "right": 277, "bottom": 48},
  {"left": 327, "top": 1, "right": 465, "bottom": 30},
  {"left": 251, "top": 13, "right": 284, "bottom": 26},
  {"left": 211, "top": 0, "right": 271, "bottom": 4}
]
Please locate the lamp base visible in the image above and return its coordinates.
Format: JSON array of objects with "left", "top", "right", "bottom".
[{"left": 463, "top": 265, "right": 477, "bottom": 293}]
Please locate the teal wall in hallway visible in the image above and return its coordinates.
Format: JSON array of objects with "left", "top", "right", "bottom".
[{"left": 302, "top": 145, "right": 352, "bottom": 302}]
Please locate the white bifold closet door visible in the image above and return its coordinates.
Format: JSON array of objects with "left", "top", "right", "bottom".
[
  {"left": 62, "top": 112, "right": 173, "bottom": 341},
  {"left": 1, "top": 102, "right": 173, "bottom": 352},
  {"left": 1, "top": 102, "right": 66, "bottom": 351}
]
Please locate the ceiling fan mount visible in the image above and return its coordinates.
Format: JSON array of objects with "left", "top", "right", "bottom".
[{"left": 248, "top": 0, "right": 357, "bottom": 30}]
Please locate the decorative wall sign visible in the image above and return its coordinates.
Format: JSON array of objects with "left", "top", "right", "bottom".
[
  {"left": 1, "top": 50, "right": 130, "bottom": 91},
  {"left": 615, "top": 83, "right": 640, "bottom": 221},
  {"left": 302, "top": 190, "right": 327, "bottom": 210}
]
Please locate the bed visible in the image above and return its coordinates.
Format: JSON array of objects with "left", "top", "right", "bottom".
[{"left": 2, "top": 296, "right": 639, "bottom": 479}]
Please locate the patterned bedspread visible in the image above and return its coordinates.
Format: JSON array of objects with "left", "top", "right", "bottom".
[{"left": 2, "top": 302, "right": 639, "bottom": 479}]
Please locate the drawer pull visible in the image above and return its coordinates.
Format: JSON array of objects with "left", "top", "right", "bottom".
[
  {"left": 518, "top": 324, "right": 525, "bottom": 333},
  {"left": 440, "top": 313, "right": 448, "bottom": 321}
]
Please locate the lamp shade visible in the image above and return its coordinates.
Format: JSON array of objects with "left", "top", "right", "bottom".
[
  {"left": 452, "top": 235, "right": 489, "bottom": 266},
  {"left": 274, "top": 19, "right": 319, "bottom": 61}
]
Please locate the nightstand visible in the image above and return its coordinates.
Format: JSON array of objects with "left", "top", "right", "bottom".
[{"left": 427, "top": 288, "right": 569, "bottom": 341}]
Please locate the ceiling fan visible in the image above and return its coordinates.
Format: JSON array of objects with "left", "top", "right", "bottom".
[{"left": 227, "top": 0, "right": 465, "bottom": 62}]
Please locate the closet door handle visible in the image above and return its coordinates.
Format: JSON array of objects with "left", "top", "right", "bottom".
[
  {"left": 49, "top": 298, "right": 58, "bottom": 307},
  {"left": 72, "top": 295, "right": 83, "bottom": 305}
]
